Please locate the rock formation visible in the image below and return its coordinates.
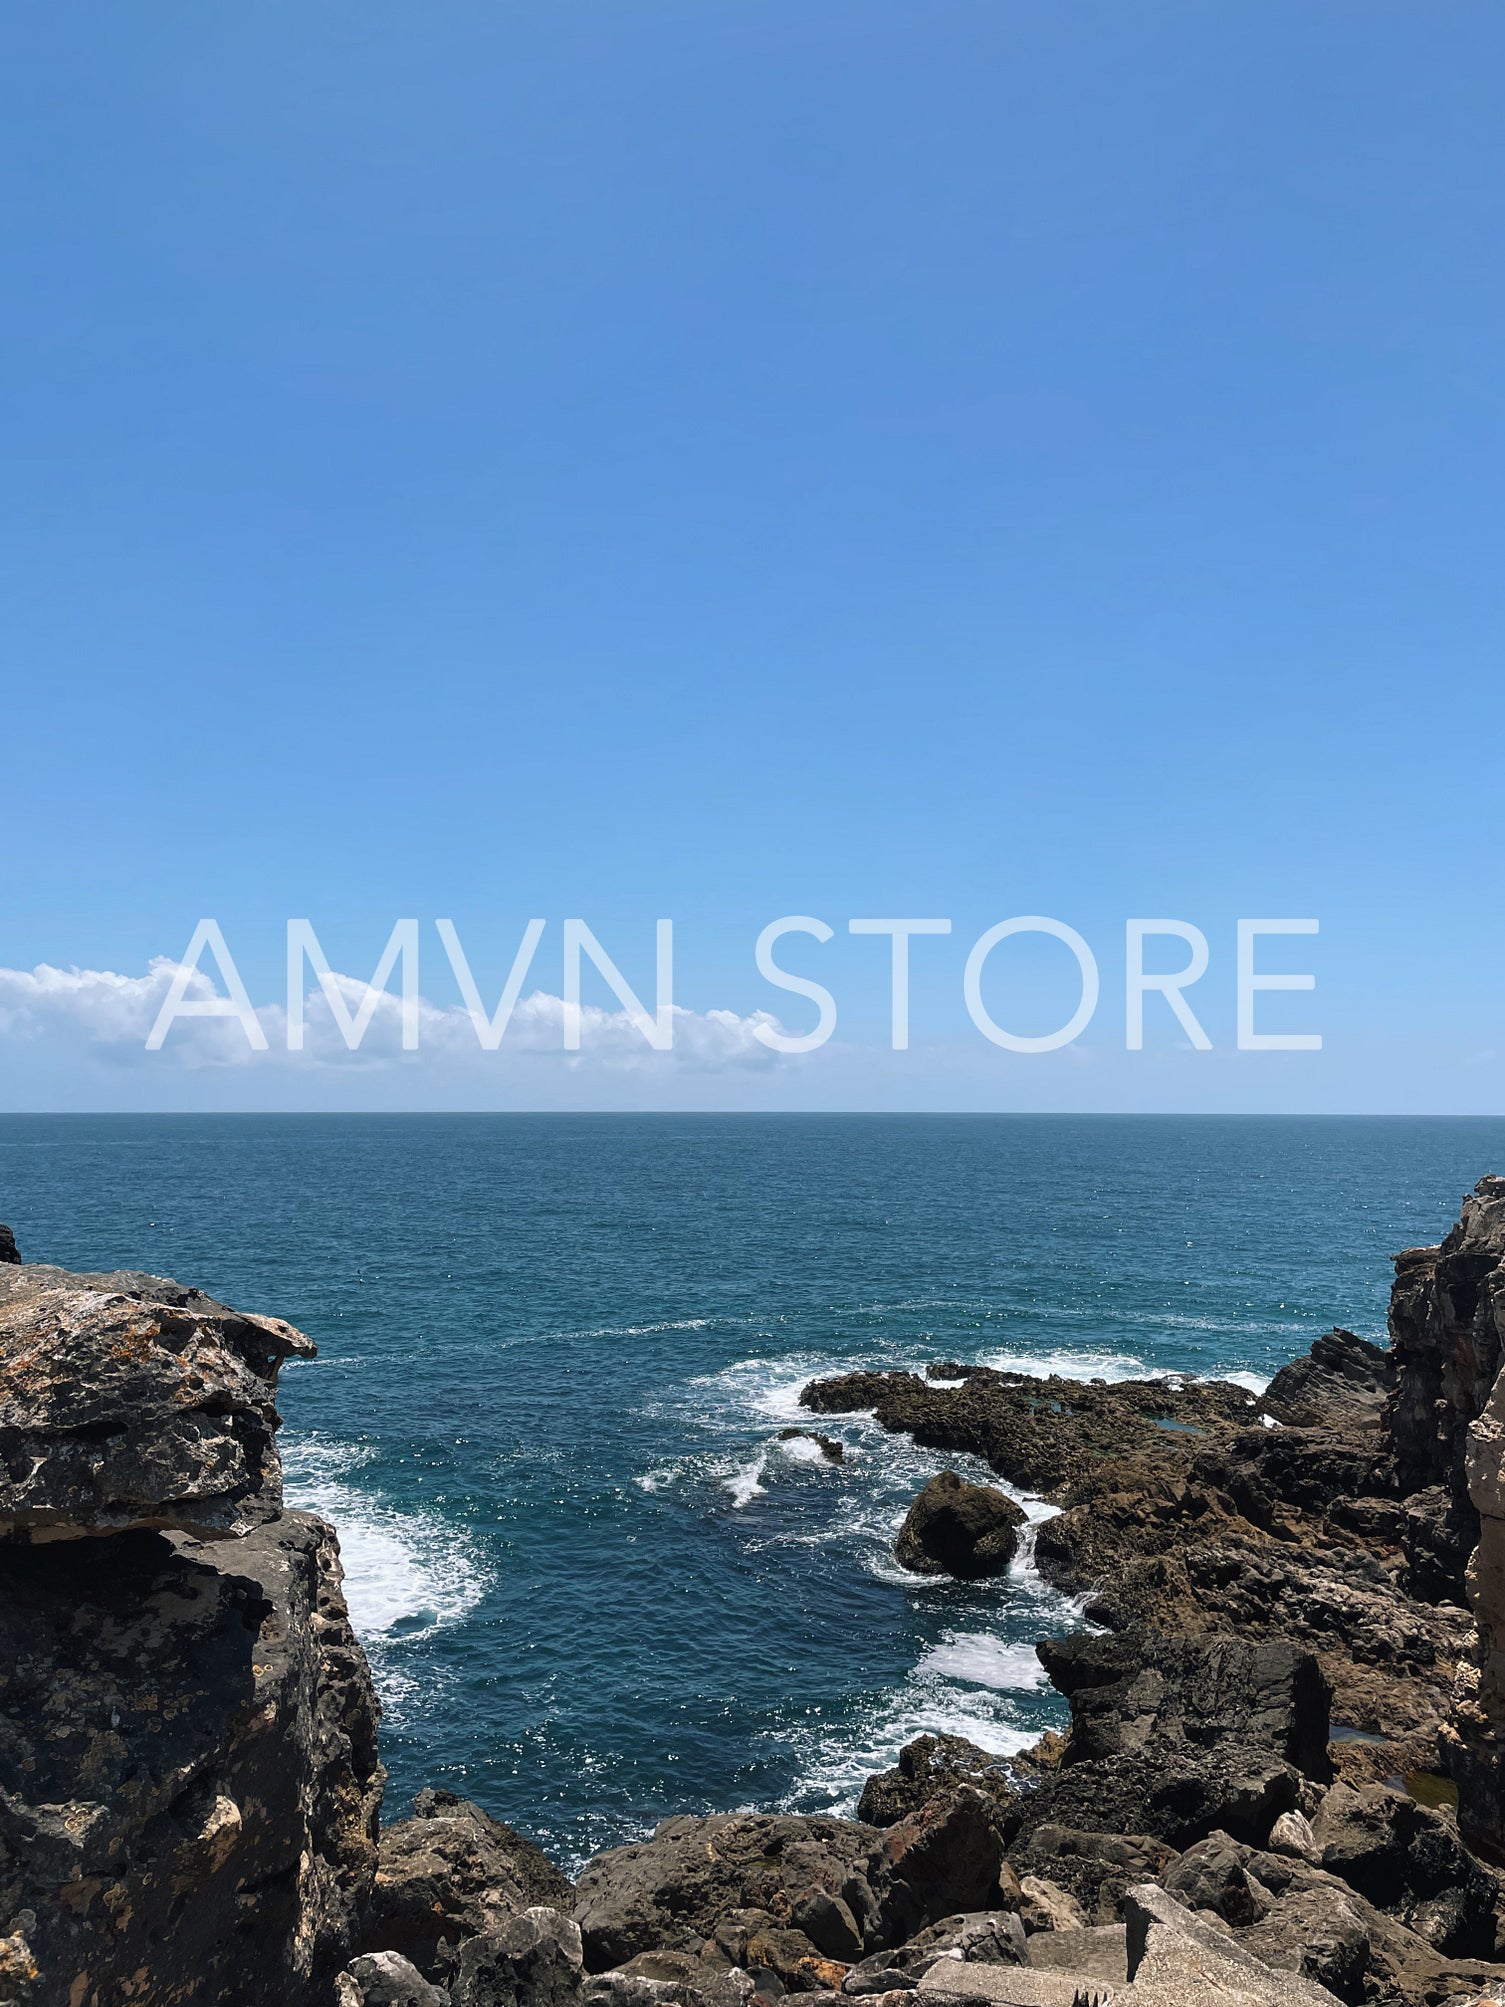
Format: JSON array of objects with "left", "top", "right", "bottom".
[
  {"left": 11, "top": 1183, "right": 1505, "bottom": 2007},
  {"left": 893, "top": 1474, "right": 1026, "bottom": 1580},
  {"left": 0, "top": 1255, "right": 382, "bottom": 2005},
  {"left": 0, "top": 1227, "right": 19, "bottom": 1267}
]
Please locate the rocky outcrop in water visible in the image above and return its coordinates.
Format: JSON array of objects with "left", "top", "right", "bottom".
[
  {"left": 0, "top": 1227, "right": 19, "bottom": 1266},
  {"left": 894, "top": 1474, "right": 1025, "bottom": 1580}
]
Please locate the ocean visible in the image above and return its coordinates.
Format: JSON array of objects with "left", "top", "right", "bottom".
[{"left": 2, "top": 1113, "right": 1501, "bottom": 1870}]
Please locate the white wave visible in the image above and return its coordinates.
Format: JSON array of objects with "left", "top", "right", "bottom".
[
  {"left": 777, "top": 1433, "right": 829, "bottom": 1466},
  {"left": 1219, "top": 1369, "right": 1275, "bottom": 1395},
  {"left": 976, "top": 1347, "right": 1147, "bottom": 1383},
  {"left": 724, "top": 1452, "right": 769, "bottom": 1508},
  {"left": 281, "top": 1433, "right": 489, "bottom": 1720},
  {"left": 917, "top": 1631, "right": 1050, "bottom": 1692}
]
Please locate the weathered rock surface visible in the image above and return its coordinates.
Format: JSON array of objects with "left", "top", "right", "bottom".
[
  {"left": 0, "top": 1510, "right": 382, "bottom": 2006},
  {"left": 986, "top": 1631, "right": 1330, "bottom": 1855},
  {"left": 572, "top": 1814, "right": 885, "bottom": 1974},
  {"left": 1261, "top": 1330, "right": 1392, "bottom": 1429},
  {"left": 894, "top": 1474, "right": 1026, "bottom": 1581},
  {"left": 0, "top": 1255, "right": 383, "bottom": 2006},
  {"left": 1450, "top": 1191, "right": 1505, "bottom": 1860},
  {"left": 858, "top": 1737, "right": 1011, "bottom": 1829},
  {"left": 339, "top": 1950, "right": 451, "bottom": 2007},
  {"left": 0, "top": 1263, "right": 314, "bottom": 1543},
  {"left": 449, "top": 1906, "right": 587, "bottom": 2007},
  {"left": 363, "top": 1789, "right": 576, "bottom": 1978}
]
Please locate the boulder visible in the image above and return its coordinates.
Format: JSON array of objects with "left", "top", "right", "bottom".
[
  {"left": 0, "top": 1266, "right": 314, "bottom": 1542},
  {"left": 894, "top": 1474, "right": 1026, "bottom": 1580},
  {"left": 1124, "top": 1883, "right": 1344, "bottom": 2006},
  {"left": 1008, "top": 1830, "right": 1177, "bottom": 1929},
  {"left": 363, "top": 1790, "right": 575, "bottom": 1977},
  {"left": 1261, "top": 1330, "right": 1392, "bottom": 1429},
  {"left": 858, "top": 1736, "right": 1010, "bottom": 1829},
  {"left": 572, "top": 1814, "right": 883, "bottom": 1973},
  {"left": 1015, "top": 1879, "right": 1087, "bottom": 1936},
  {"left": 450, "top": 1907, "right": 587, "bottom": 2007},
  {"left": 0, "top": 1509, "right": 382, "bottom": 2005},
  {"left": 340, "top": 1951, "right": 451, "bottom": 2007},
  {"left": 873, "top": 1789, "right": 1016, "bottom": 1944},
  {"left": 1307, "top": 1781, "right": 1497, "bottom": 1956},
  {"left": 1036, "top": 1631, "right": 1331, "bottom": 1782},
  {"left": 0, "top": 1227, "right": 18, "bottom": 1266}
]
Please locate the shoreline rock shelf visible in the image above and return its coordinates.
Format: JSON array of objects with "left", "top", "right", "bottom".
[{"left": 2, "top": 1179, "right": 1505, "bottom": 2007}]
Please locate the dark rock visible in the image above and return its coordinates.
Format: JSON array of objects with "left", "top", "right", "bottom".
[
  {"left": 363, "top": 1791, "right": 575, "bottom": 1977},
  {"left": 449, "top": 1906, "right": 586, "bottom": 2007},
  {"left": 778, "top": 1430, "right": 845, "bottom": 1464},
  {"left": 0, "top": 1510, "right": 382, "bottom": 2006},
  {"left": 0, "top": 1267, "right": 314, "bottom": 1542},
  {"left": 1261, "top": 1330, "right": 1393, "bottom": 1429},
  {"left": 870, "top": 1788, "right": 1014, "bottom": 1946},
  {"left": 893, "top": 1473, "right": 1025, "bottom": 1580},
  {"left": 1307, "top": 1781, "right": 1497, "bottom": 1956},
  {"left": 339, "top": 1951, "right": 450, "bottom": 2007},
  {"left": 1036, "top": 1630, "right": 1332, "bottom": 1783},
  {"left": 582, "top": 1976, "right": 757, "bottom": 2007},
  {"left": 1009, "top": 1827, "right": 1178, "bottom": 1928},
  {"left": 1387, "top": 1177, "right": 1505, "bottom": 1506},
  {"left": 857, "top": 1736, "right": 1009, "bottom": 1828},
  {"left": 572, "top": 1815, "right": 883, "bottom": 1974},
  {"left": 0, "top": 1228, "right": 18, "bottom": 1266},
  {"left": 846, "top": 1911, "right": 1025, "bottom": 1988}
]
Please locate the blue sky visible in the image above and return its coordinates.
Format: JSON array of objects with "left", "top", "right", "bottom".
[{"left": 1, "top": 1, "right": 1501, "bottom": 1111}]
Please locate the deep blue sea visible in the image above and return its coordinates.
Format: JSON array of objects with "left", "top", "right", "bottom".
[{"left": 2, "top": 1115, "right": 1502, "bottom": 1868}]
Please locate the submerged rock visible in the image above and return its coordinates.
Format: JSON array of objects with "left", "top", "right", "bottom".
[{"left": 893, "top": 1473, "right": 1025, "bottom": 1580}]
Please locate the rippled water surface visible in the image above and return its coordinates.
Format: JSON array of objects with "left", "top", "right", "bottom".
[{"left": 2, "top": 1113, "right": 1501, "bottom": 1866}]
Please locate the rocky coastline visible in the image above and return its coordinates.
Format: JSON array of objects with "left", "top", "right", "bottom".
[{"left": 4, "top": 1177, "right": 1505, "bottom": 2006}]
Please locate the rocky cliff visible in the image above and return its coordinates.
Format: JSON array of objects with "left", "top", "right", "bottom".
[
  {"left": 0, "top": 1242, "right": 382, "bottom": 2006},
  {"left": 10, "top": 1186, "right": 1505, "bottom": 2007}
]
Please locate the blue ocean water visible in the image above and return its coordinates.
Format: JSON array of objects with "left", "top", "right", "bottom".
[{"left": 2, "top": 1114, "right": 1502, "bottom": 1868}]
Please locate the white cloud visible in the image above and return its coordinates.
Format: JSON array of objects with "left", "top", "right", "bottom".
[{"left": 0, "top": 959, "right": 790, "bottom": 1074}]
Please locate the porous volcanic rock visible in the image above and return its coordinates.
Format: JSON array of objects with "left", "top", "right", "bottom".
[
  {"left": 362, "top": 1789, "right": 576, "bottom": 1978},
  {"left": 0, "top": 1510, "right": 382, "bottom": 2005},
  {"left": 893, "top": 1472, "right": 1026, "bottom": 1580},
  {"left": 858, "top": 1734, "right": 1011, "bottom": 1828},
  {"left": 571, "top": 1813, "right": 884, "bottom": 1974},
  {"left": 0, "top": 1262, "right": 314, "bottom": 1542}
]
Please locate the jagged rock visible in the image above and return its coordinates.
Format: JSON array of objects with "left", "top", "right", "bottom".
[
  {"left": 0, "top": 1228, "right": 18, "bottom": 1267},
  {"left": 779, "top": 1430, "right": 846, "bottom": 1464},
  {"left": 1387, "top": 1179, "right": 1505, "bottom": 1504},
  {"left": 1261, "top": 1331, "right": 1392, "bottom": 1429},
  {"left": 1009, "top": 1831, "right": 1177, "bottom": 1930},
  {"left": 1306, "top": 1781, "right": 1497, "bottom": 1956},
  {"left": 1158, "top": 1831, "right": 1505, "bottom": 2006},
  {"left": 858, "top": 1737, "right": 1010, "bottom": 1828},
  {"left": 874, "top": 1789, "right": 1016, "bottom": 1945},
  {"left": 341, "top": 1951, "right": 451, "bottom": 2007},
  {"left": 1125, "top": 1883, "right": 1344, "bottom": 2006},
  {"left": 0, "top": 1510, "right": 382, "bottom": 2005},
  {"left": 363, "top": 1790, "right": 575, "bottom": 1977},
  {"left": 894, "top": 1474, "right": 1026, "bottom": 1580},
  {"left": 450, "top": 1907, "right": 586, "bottom": 2007},
  {"left": 844, "top": 1913, "right": 1026, "bottom": 1991},
  {"left": 0, "top": 1264, "right": 314, "bottom": 1542},
  {"left": 1455, "top": 1252, "right": 1505, "bottom": 1862},
  {"left": 1016, "top": 1880, "right": 1087, "bottom": 1935},
  {"left": 572, "top": 1815, "right": 884, "bottom": 1973},
  {"left": 1265, "top": 1813, "right": 1319, "bottom": 1864},
  {"left": 1036, "top": 1632, "right": 1331, "bottom": 1780}
]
